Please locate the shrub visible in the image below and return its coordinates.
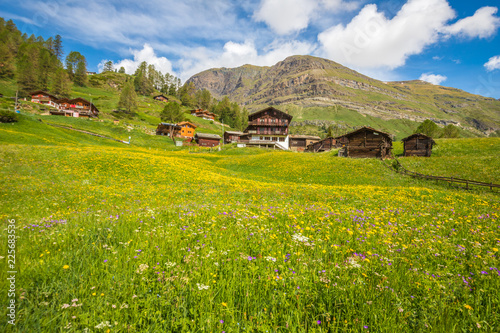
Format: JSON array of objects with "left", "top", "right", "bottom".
[{"left": 0, "top": 110, "right": 19, "bottom": 123}]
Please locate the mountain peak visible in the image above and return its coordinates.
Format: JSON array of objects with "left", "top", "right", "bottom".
[{"left": 186, "top": 55, "right": 500, "bottom": 133}]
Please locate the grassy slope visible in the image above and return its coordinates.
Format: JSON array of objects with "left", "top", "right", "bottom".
[
  {"left": 1, "top": 120, "right": 499, "bottom": 332},
  {"left": 0, "top": 72, "right": 233, "bottom": 136}
]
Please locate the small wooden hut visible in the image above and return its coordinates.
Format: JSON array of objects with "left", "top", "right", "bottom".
[
  {"left": 153, "top": 94, "right": 169, "bottom": 102},
  {"left": 402, "top": 133, "right": 435, "bottom": 157},
  {"left": 337, "top": 126, "right": 392, "bottom": 158},
  {"left": 195, "top": 133, "right": 221, "bottom": 147}
]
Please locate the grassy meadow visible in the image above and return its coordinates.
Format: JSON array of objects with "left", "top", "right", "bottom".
[{"left": 1, "top": 115, "right": 499, "bottom": 332}]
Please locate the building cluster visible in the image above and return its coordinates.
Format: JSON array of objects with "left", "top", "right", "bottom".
[
  {"left": 29, "top": 89, "right": 434, "bottom": 157},
  {"left": 156, "top": 106, "right": 435, "bottom": 157},
  {"left": 31, "top": 90, "right": 99, "bottom": 118}
]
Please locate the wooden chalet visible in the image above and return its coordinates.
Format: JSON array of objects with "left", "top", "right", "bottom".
[
  {"left": 153, "top": 94, "right": 169, "bottom": 102},
  {"left": 289, "top": 135, "right": 321, "bottom": 152},
  {"left": 402, "top": 133, "right": 435, "bottom": 157},
  {"left": 177, "top": 121, "right": 197, "bottom": 138},
  {"left": 62, "top": 97, "right": 99, "bottom": 118},
  {"left": 156, "top": 122, "right": 181, "bottom": 136},
  {"left": 305, "top": 137, "right": 336, "bottom": 152},
  {"left": 195, "top": 133, "right": 221, "bottom": 147},
  {"left": 337, "top": 126, "right": 392, "bottom": 158},
  {"left": 224, "top": 131, "right": 245, "bottom": 144},
  {"left": 31, "top": 91, "right": 59, "bottom": 108},
  {"left": 244, "top": 107, "right": 293, "bottom": 150},
  {"left": 191, "top": 109, "right": 216, "bottom": 121}
]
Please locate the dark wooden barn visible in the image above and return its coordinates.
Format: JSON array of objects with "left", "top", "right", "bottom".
[
  {"left": 305, "top": 137, "right": 336, "bottom": 152},
  {"left": 195, "top": 133, "right": 221, "bottom": 147},
  {"left": 402, "top": 133, "right": 435, "bottom": 157},
  {"left": 337, "top": 126, "right": 392, "bottom": 158},
  {"left": 289, "top": 135, "right": 321, "bottom": 152}
]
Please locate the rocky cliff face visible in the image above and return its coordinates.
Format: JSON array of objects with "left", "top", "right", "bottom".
[{"left": 186, "top": 55, "right": 500, "bottom": 133}]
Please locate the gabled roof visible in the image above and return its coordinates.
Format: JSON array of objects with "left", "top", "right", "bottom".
[
  {"left": 339, "top": 126, "right": 392, "bottom": 140},
  {"left": 401, "top": 133, "right": 435, "bottom": 143},
  {"left": 289, "top": 135, "right": 321, "bottom": 140},
  {"left": 30, "top": 90, "right": 58, "bottom": 100},
  {"left": 225, "top": 131, "right": 244, "bottom": 135},
  {"left": 248, "top": 107, "right": 293, "bottom": 121},
  {"left": 158, "top": 122, "right": 181, "bottom": 128},
  {"left": 195, "top": 133, "right": 221, "bottom": 140},
  {"left": 177, "top": 121, "right": 197, "bottom": 128},
  {"left": 153, "top": 94, "right": 168, "bottom": 99}
]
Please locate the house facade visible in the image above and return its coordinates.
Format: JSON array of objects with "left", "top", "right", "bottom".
[
  {"left": 31, "top": 91, "right": 59, "bottom": 108},
  {"left": 31, "top": 91, "right": 99, "bottom": 118},
  {"left": 177, "top": 121, "right": 197, "bottom": 138},
  {"left": 191, "top": 109, "right": 216, "bottom": 121},
  {"left": 244, "top": 107, "right": 293, "bottom": 150}
]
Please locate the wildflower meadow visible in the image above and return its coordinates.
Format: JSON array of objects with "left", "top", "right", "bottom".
[{"left": 1, "top": 121, "right": 499, "bottom": 332}]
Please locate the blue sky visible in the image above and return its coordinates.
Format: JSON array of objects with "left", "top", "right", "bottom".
[{"left": 2, "top": 0, "right": 500, "bottom": 98}]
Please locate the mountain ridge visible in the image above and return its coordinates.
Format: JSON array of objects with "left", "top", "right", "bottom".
[{"left": 186, "top": 55, "right": 500, "bottom": 135}]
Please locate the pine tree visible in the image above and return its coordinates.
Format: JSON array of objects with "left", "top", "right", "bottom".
[
  {"left": 51, "top": 67, "right": 72, "bottom": 98},
  {"left": 16, "top": 43, "right": 39, "bottom": 96},
  {"left": 117, "top": 81, "right": 138, "bottom": 112},
  {"left": 160, "top": 101, "right": 185, "bottom": 140},
  {"left": 53, "top": 35, "right": 63, "bottom": 61},
  {"left": 74, "top": 58, "right": 87, "bottom": 86},
  {"left": 102, "top": 60, "right": 114, "bottom": 72}
]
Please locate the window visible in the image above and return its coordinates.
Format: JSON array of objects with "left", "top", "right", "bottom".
[
  {"left": 265, "top": 137, "right": 270, "bottom": 141},
  {"left": 279, "top": 137, "right": 285, "bottom": 142},
  {"left": 272, "top": 137, "right": 277, "bottom": 141}
]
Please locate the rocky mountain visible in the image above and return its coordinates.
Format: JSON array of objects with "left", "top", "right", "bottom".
[{"left": 186, "top": 55, "right": 500, "bottom": 135}]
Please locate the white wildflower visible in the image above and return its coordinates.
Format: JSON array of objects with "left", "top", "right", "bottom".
[
  {"left": 196, "top": 283, "right": 210, "bottom": 290},
  {"left": 95, "top": 321, "right": 112, "bottom": 329},
  {"left": 292, "top": 233, "right": 309, "bottom": 243},
  {"left": 265, "top": 256, "right": 277, "bottom": 262},
  {"left": 136, "top": 264, "right": 149, "bottom": 274}
]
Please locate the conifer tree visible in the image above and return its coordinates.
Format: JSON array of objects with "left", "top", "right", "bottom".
[{"left": 117, "top": 81, "right": 138, "bottom": 112}]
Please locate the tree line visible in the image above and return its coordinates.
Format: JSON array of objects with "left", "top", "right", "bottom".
[
  {"left": 1, "top": 17, "right": 249, "bottom": 131},
  {"left": 0, "top": 18, "right": 90, "bottom": 98}
]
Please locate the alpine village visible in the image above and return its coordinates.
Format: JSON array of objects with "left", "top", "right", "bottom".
[{"left": 1, "top": 14, "right": 500, "bottom": 333}]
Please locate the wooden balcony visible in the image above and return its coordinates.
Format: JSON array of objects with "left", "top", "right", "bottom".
[{"left": 248, "top": 120, "right": 288, "bottom": 126}]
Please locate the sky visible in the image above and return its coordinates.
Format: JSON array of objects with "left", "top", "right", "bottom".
[{"left": 2, "top": 0, "right": 500, "bottom": 98}]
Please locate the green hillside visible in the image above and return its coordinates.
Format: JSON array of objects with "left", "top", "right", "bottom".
[
  {"left": 0, "top": 72, "right": 231, "bottom": 136},
  {"left": 1, "top": 116, "right": 500, "bottom": 332}
]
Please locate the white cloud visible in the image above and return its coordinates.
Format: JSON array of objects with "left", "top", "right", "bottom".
[
  {"left": 254, "top": 0, "right": 319, "bottom": 35},
  {"left": 179, "top": 39, "right": 316, "bottom": 80},
  {"left": 419, "top": 73, "right": 447, "bottom": 85},
  {"left": 317, "top": 1, "right": 500, "bottom": 70},
  {"left": 484, "top": 55, "right": 500, "bottom": 71},
  {"left": 106, "top": 44, "right": 174, "bottom": 75},
  {"left": 318, "top": 0, "right": 456, "bottom": 69},
  {"left": 254, "top": 0, "right": 358, "bottom": 35},
  {"left": 443, "top": 7, "right": 500, "bottom": 39}
]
